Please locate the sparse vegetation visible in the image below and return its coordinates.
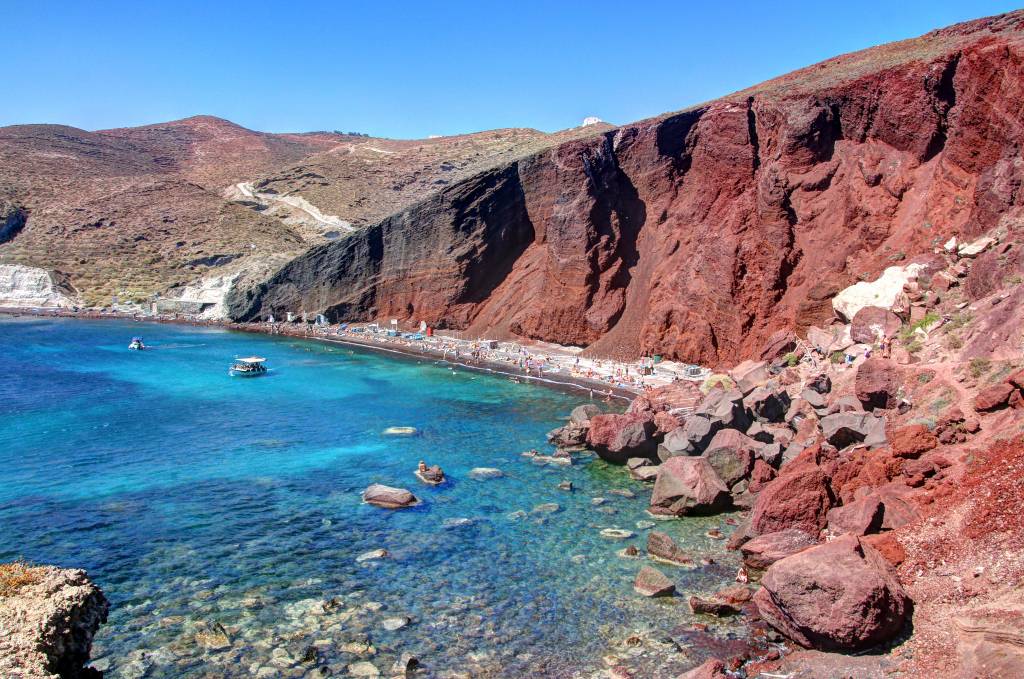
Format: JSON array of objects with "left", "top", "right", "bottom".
[
  {"left": 783, "top": 352, "right": 799, "bottom": 367},
  {"left": 702, "top": 375, "right": 735, "bottom": 392},
  {"left": 969, "top": 358, "right": 992, "bottom": 379},
  {"left": 830, "top": 350, "right": 846, "bottom": 364},
  {"left": 906, "top": 339, "right": 923, "bottom": 354},
  {"left": 0, "top": 560, "right": 41, "bottom": 597},
  {"left": 917, "top": 372, "right": 935, "bottom": 384},
  {"left": 928, "top": 387, "right": 957, "bottom": 415},
  {"left": 945, "top": 334, "right": 964, "bottom": 350},
  {"left": 899, "top": 313, "right": 939, "bottom": 342},
  {"left": 945, "top": 311, "right": 973, "bottom": 332}
]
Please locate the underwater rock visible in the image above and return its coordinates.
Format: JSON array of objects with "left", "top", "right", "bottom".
[{"left": 469, "top": 467, "right": 504, "bottom": 480}]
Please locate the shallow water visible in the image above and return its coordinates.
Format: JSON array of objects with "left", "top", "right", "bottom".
[{"left": 0, "top": 318, "right": 742, "bottom": 677}]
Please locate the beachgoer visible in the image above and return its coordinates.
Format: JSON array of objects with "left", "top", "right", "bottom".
[{"left": 418, "top": 460, "right": 427, "bottom": 473}]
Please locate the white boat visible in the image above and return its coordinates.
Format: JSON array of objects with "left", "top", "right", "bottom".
[{"left": 229, "top": 356, "right": 268, "bottom": 377}]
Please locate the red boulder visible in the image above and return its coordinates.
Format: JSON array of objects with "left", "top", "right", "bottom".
[
  {"left": 751, "top": 458, "right": 833, "bottom": 535},
  {"left": 855, "top": 358, "right": 901, "bottom": 410},
  {"left": 889, "top": 424, "right": 938, "bottom": 458},
  {"left": 974, "top": 383, "right": 1015, "bottom": 412},
  {"left": 650, "top": 457, "right": 731, "bottom": 516},
  {"left": 850, "top": 306, "right": 902, "bottom": 344},
  {"left": 753, "top": 534, "right": 911, "bottom": 651}
]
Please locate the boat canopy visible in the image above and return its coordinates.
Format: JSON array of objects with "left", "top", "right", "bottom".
[{"left": 236, "top": 356, "right": 267, "bottom": 363}]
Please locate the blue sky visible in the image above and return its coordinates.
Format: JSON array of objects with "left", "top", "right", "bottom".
[{"left": 3, "top": 1, "right": 1019, "bottom": 138}]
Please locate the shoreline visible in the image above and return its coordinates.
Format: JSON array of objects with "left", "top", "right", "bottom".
[{"left": 0, "top": 308, "right": 640, "bottom": 402}]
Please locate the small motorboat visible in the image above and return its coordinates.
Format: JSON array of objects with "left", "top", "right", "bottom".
[
  {"left": 128, "top": 337, "right": 146, "bottom": 350},
  {"left": 229, "top": 356, "right": 268, "bottom": 377}
]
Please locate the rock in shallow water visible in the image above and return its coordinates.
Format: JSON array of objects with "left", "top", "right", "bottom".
[
  {"left": 362, "top": 484, "right": 420, "bottom": 509},
  {"left": 469, "top": 467, "right": 504, "bottom": 480},
  {"left": 633, "top": 566, "right": 676, "bottom": 597}
]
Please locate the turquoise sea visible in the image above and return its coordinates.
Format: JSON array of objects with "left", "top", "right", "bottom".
[{"left": 0, "top": 318, "right": 742, "bottom": 677}]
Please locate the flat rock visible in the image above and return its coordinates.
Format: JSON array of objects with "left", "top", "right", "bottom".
[
  {"left": 646, "top": 531, "right": 692, "bottom": 566},
  {"left": 362, "top": 484, "right": 419, "bottom": 509},
  {"left": 741, "top": 528, "right": 818, "bottom": 569},
  {"left": 468, "top": 467, "right": 504, "bottom": 480},
  {"left": 355, "top": 549, "right": 389, "bottom": 563}
]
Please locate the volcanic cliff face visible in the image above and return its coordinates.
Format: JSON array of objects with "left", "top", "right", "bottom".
[{"left": 230, "top": 11, "right": 1024, "bottom": 365}]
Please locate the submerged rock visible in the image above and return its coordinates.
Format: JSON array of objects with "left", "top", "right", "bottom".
[
  {"left": 362, "top": 484, "right": 420, "bottom": 509},
  {"left": 0, "top": 564, "right": 109, "bottom": 679},
  {"left": 469, "top": 467, "right": 504, "bottom": 480},
  {"left": 633, "top": 565, "right": 676, "bottom": 597},
  {"left": 646, "top": 531, "right": 692, "bottom": 566}
]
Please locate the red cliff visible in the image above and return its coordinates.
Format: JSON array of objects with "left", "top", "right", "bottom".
[{"left": 230, "top": 11, "right": 1024, "bottom": 365}]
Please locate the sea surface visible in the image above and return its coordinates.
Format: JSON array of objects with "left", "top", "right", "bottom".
[{"left": 0, "top": 318, "right": 742, "bottom": 677}]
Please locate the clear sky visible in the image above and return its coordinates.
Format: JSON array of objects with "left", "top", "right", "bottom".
[{"left": 3, "top": 1, "right": 1020, "bottom": 138}]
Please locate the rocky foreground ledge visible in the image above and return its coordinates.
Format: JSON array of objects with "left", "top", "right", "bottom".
[{"left": 0, "top": 564, "right": 108, "bottom": 678}]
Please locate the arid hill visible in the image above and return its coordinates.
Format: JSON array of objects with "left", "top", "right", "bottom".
[
  {"left": 230, "top": 10, "right": 1024, "bottom": 365},
  {"left": 0, "top": 115, "right": 607, "bottom": 307}
]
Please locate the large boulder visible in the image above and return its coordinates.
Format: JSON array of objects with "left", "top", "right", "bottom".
[
  {"left": 745, "top": 385, "right": 791, "bottom": 423},
  {"left": 753, "top": 534, "right": 911, "bottom": 651},
  {"left": 889, "top": 424, "right": 938, "bottom": 458},
  {"left": 627, "top": 457, "right": 659, "bottom": 482},
  {"left": 826, "top": 496, "right": 884, "bottom": 536},
  {"left": 702, "top": 429, "right": 757, "bottom": 487},
  {"left": 855, "top": 358, "right": 901, "bottom": 410},
  {"left": 751, "top": 451, "right": 833, "bottom": 535},
  {"left": 548, "top": 423, "right": 588, "bottom": 447},
  {"left": 759, "top": 329, "right": 799, "bottom": 361},
  {"left": 586, "top": 413, "right": 657, "bottom": 464},
  {"left": 0, "top": 565, "right": 109, "bottom": 679},
  {"left": 832, "top": 264, "right": 925, "bottom": 321},
  {"left": 650, "top": 457, "right": 731, "bottom": 516},
  {"left": 659, "top": 414, "right": 719, "bottom": 459},
  {"left": 363, "top": 484, "right": 420, "bottom": 509},
  {"left": 974, "top": 383, "right": 1015, "bottom": 412},
  {"left": 569, "top": 403, "right": 602, "bottom": 425},
  {"left": 820, "top": 412, "right": 887, "bottom": 449},
  {"left": 729, "top": 361, "right": 770, "bottom": 395},
  {"left": 740, "top": 529, "right": 818, "bottom": 570},
  {"left": 850, "top": 306, "right": 903, "bottom": 344},
  {"left": 696, "top": 388, "right": 750, "bottom": 430}
]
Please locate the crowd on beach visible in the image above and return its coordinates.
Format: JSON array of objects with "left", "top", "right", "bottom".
[{"left": 282, "top": 319, "right": 711, "bottom": 395}]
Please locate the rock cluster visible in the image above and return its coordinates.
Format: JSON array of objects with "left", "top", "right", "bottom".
[{"left": 0, "top": 565, "right": 109, "bottom": 678}]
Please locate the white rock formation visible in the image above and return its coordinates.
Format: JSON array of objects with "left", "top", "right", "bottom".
[
  {"left": 0, "top": 264, "right": 75, "bottom": 308},
  {"left": 173, "top": 273, "right": 241, "bottom": 319},
  {"left": 832, "top": 264, "right": 926, "bottom": 321}
]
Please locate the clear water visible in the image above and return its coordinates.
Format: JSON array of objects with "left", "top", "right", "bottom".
[{"left": 0, "top": 318, "right": 741, "bottom": 677}]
